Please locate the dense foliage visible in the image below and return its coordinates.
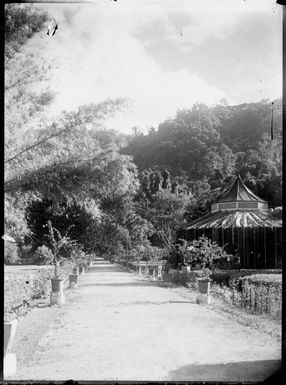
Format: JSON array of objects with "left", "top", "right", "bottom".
[
  {"left": 123, "top": 101, "right": 282, "bottom": 209},
  {"left": 5, "top": 3, "right": 48, "bottom": 60}
]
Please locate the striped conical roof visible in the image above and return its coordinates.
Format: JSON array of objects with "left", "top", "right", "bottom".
[
  {"left": 211, "top": 174, "right": 268, "bottom": 212},
  {"left": 187, "top": 209, "right": 281, "bottom": 229},
  {"left": 218, "top": 174, "right": 266, "bottom": 203}
]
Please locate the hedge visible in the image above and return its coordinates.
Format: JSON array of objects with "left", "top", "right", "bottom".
[
  {"left": 211, "top": 274, "right": 282, "bottom": 320},
  {"left": 159, "top": 268, "right": 282, "bottom": 320}
]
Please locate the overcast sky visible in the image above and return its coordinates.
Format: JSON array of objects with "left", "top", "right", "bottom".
[{"left": 27, "top": 0, "right": 282, "bottom": 133}]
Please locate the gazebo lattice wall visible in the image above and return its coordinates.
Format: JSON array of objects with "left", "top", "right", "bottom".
[{"left": 184, "top": 175, "right": 282, "bottom": 269}]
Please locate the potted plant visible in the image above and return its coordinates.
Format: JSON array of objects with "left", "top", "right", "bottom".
[
  {"left": 87, "top": 256, "right": 93, "bottom": 268},
  {"left": 197, "top": 268, "right": 211, "bottom": 294},
  {"left": 70, "top": 245, "right": 88, "bottom": 279},
  {"left": 46, "top": 221, "right": 67, "bottom": 305}
]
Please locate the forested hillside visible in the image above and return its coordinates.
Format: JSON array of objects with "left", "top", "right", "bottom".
[{"left": 122, "top": 100, "right": 282, "bottom": 209}]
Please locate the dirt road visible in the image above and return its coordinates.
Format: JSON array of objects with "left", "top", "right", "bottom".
[{"left": 8, "top": 258, "right": 281, "bottom": 381}]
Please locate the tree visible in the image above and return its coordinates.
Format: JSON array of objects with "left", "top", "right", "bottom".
[
  {"left": 5, "top": 3, "right": 48, "bottom": 60},
  {"left": 5, "top": 6, "right": 134, "bottom": 258},
  {"left": 143, "top": 189, "right": 189, "bottom": 250}
]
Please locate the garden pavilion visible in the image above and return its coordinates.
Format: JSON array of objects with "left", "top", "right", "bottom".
[{"left": 184, "top": 174, "right": 282, "bottom": 269}]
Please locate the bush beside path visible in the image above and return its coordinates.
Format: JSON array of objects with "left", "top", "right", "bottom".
[{"left": 7, "top": 258, "right": 281, "bottom": 382}]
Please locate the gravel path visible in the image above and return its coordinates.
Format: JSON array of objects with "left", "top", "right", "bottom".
[{"left": 7, "top": 258, "right": 281, "bottom": 381}]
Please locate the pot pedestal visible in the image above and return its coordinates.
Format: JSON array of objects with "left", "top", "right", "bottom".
[
  {"left": 50, "top": 292, "right": 65, "bottom": 306},
  {"left": 4, "top": 319, "right": 18, "bottom": 377},
  {"left": 4, "top": 353, "right": 17, "bottom": 377},
  {"left": 196, "top": 293, "right": 211, "bottom": 305},
  {"left": 50, "top": 278, "right": 65, "bottom": 305},
  {"left": 4, "top": 319, "right": 18, "bottom": 356}
]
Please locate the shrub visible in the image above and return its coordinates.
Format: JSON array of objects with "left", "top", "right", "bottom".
[
  {"left": 213, "top": 253, "right": 240, "bottom": 270},
  {"left": 162, "top": 269, "right": 200, "bottom": 289},
  {"left": 18, "top": 244, "right": 34, "bottom": 263},
  {"left": 4, "top": 242, "right": 19, "bottom": 264},
  {"left": 210, "top": 270, "right": 253, "bottom": 287},
  {"left": 4, "top": 267, "right": 54, "bottom": 321},
  {"left": 70, "top": 243, "right": 89, "bottom": 266},
  {"left": 33, "top": 245, "right": 54, "bottom": 265},
  {"left": 59, "top": 259, "right": 76, "bottom": 284},
  {"left": 240, "top": 274, "right": 282, "bottom": 286},
  {"left": 127, "top": 244, "right": 167, "bottom": 263},
  {"left": 177, "top": 236, "right": 232, "bottom": 270}
]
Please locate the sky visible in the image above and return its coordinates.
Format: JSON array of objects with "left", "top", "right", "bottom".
[{"left": 25, "top": 0, "right": 282, "bottom": 133}]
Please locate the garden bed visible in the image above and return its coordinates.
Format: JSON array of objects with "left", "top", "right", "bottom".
[{"left": 4, "top": 261, "right": 75, "bottom": 322}]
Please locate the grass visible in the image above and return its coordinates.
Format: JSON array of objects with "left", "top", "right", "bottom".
[
  {"left": 8, "top": 283, "right": 79, "bottom": 371},
  {"left": 10, "top": 304, "right": 62, "bottom": 370}
]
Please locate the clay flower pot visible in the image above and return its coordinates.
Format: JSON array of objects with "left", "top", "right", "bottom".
[
  {"left": 51, "top": 278, "right": 64, "bottom": 293},
  {"left": 50, "top": 278, "right": 65, "bottom": 306},
  {"left": 69, "top": 274, "right": 79, "bottom": 286},
  {"left": 197, "top": 278, "right": 211, "bottom": 294},
  {"left": 73, "top": 267, "right": 79, "bottom": 275}
]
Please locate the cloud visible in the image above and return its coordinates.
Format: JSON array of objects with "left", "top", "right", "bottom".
[
  {"left": 28, "top": 0, "right": 280, "bottom": 133},
  {"left": 137, "top": 0, "right": 281, "bottom": 52}
]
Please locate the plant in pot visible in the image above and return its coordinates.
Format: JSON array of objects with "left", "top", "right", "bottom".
[
  {"left": 197, "top": 268, "right": 212, "bottom": 294},
  {"left": 177, "top": 237, "right": 221, "bottom": 295},
  {"left": 78, "top": 251, "right": 88, "bottom": 274},
  {"left": 70, "top": 244, "right": 88, "bottom": 283},
  {"left": 45, "top": 221, "right": 70, "bottom": 304},
  {"left": 86, "top": 253, "right": 93, "bottom": 268},
  {"left": 176, "top": 240, "right": 194, "bottom": 272}
]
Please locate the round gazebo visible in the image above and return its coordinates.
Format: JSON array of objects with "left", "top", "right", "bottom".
[{"left": 184, "top": 175, "right": 282, "bottom": 269}]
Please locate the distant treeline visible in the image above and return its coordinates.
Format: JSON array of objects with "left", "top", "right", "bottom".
[{"left": 122, "top": 100, "right": 282, "bottom": 209}]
